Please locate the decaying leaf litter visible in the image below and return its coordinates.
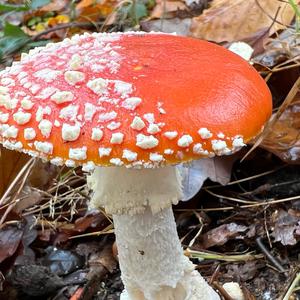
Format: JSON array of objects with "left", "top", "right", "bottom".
[{"left": 0, "top": 0, "right": 300, "bottom": 299}]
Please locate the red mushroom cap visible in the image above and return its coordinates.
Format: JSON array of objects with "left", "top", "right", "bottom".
[{"left": 0, "top": 32, "right": 272, "bottom": 170}]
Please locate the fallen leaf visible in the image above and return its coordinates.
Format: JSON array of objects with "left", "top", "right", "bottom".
[
  {"left": 201, "top": 223, "right": 248, "bottom": 249},
  {"left": 41, "top": 247, "right": 85, "bottom": 276},
  {"left": 0, "top": 3, "right": 28, "bottom": 12},
  {"left": 13, "top": 187, "right": 42, "bottom": 214},
  {"left": 76, "top": 0, "right": 98, "bottom": 10},
  {"left": 19, "top": 216, "right": 37, "bottom": 259},
  {"left": 40, "top": 0, "right": 68, "bottom": 11},
  {"left": 73, "top": 211, "right": 109, "bottom": 233},
  {"left": 0, "top": 0, "right": 51, "bottom": 12},
  {"left": 225, "top": 261, "right": 263, "bottom": 281},
  {"left": 89, "top": 245, "right": 117, "bottom": 273},
  {"left": 47, "top": 14, "right": 70, "bottom": 27},
  {"left": 150, "top": 0, "right": 188, "bottom": 19},
  {"left": 29, "top": 160, "right": 58, "bottom": 189},
  {"left": 271, "top": 209, "right": 300, "bottom": 245},
  {"left": 273, "top": 223, "right": 298, "bottom": 245},
  {"left": 253, "top": 28, "right": 300, "bottom": 68},
  {"left": 0, "top": 225, "right": 24, "bottom": 263},
  {"left": 178, "top": 155, "right": 237, "bottom": 201},
  {"left": 261, "top": 94, "right": 300, "bottom": 163},
  {"left": 0, "top": 146, "right": 29, "bottom": 198},
  {"left": 52, "top": 211, "right": 110, "bottom": 243},
  {"left": 79, "top": 243, "right": 116, "bottom": 299},
  {"left": 89, "top": 242, "right": 117, "bottom": 274},
  {"left": 141, "top": 17, "right": 192, "bottom": 36},
  {"left": 7, "top": 265, "right": 64, "bottom": 296},
  {"left": 190, "top": 0, "right": 298, "bottom": 43},
  {"left": 76, "top": 0, "right": 116, "bottom": 22},
  {"left": 0, "top": 23, "right": 31, "bottom": 63}
]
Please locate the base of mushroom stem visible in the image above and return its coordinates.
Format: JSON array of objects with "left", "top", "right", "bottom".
[
  {"left": 119, "top": 269, "right": 220, "bottom": 300},
  {"left": 113, "top": 206, "right": 220, "bottom": 300}
]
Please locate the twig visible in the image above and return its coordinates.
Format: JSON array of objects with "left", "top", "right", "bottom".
[
  {"left": 176, "top": 192, "right": 300, "bottom": 212},
  {"left": 205, "top": 189, "right": 258, "bottom": 204},
  {"left": 263, "top": 208, "right": 273, "bottom": 249},
  {"left": 31, "top": 22, "right": 104, "bottom": 41},
  {"left": 188, "top": 211, "right": 204, "bottom": 248},
  {"left": 205, "top": 167, "right": 283, "bottom": 189},
  {"left": 68, "top": 224, "right": 114, "bottom": 239},
  {"left": 256, "top": 237, "right": 286, "bottom": 273},
  {"left": 209, "top": 264, "right": 221, "bottom": 284},
  {"left": 212, "top": 281, "right": 234, "bottom": 300},
  {"left": 254, "top": 0, "right": 288, "bottom": 28}
]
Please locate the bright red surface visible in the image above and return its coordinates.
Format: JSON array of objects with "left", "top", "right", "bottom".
[{"left": 0, "top": 33, "right": 272, "bottom": 166}]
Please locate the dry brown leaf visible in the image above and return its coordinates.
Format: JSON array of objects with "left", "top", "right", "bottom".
[
  {"left": 76, "top": 0, "right": 116, "bottom": 22},
  {"left": 179, "top": 155, "right": 236, "bottom": 201},
  {"left": 190, "top": 0, "right": 298, "bottom": 43},
  {"left": 77, "top": 0, "right": 97, "bottom": 9},
  {"left": 29, "top": 160, "right": 58, "bottom": 189},
  {"left": 0, "top": 225, "right": 24, "bottom": 263},
  {"left": 150, "top": 0, "right": 188, "bottom": 19},
  {"left": 253, "top": 28, "right": 300, "bottom": 67},
  {"left": 13, "top": 187, "right": 42, "bottom": 214},
  {"left": 40, "top": 0, "right": 68, "bottom": 11},
  {"left": 89, "top": 242, "right": 117, "bottom": 274},
  {"left": 201, "top": 223, "right": 248, "bottom": 249},
  {"left": 204, "top": 155, "right": 237, "bottom": 185},
  {"left": 271, "top": 209, "right": 300, "bottom": 245},
  {"left": 141, "top": 18, "right": 192, "bottom": 35},
  {"left": 0, "top": 146, "right": 29, "bottom": 198},
  {"left": 261, "top": 94, "right": 300, "bottom": 163}
]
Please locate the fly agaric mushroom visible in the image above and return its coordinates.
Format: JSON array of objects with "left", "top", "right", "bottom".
[{"left": 0, "top": 32, "right": 272, "bottom": 300}]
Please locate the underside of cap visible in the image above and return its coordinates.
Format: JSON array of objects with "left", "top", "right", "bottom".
[{"left": 0, "top": 32, "right": 272, "bottom": 170}]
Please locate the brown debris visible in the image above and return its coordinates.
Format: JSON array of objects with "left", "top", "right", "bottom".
[{"left": 190, "top": 0, "right": 298, "bottom": 43}]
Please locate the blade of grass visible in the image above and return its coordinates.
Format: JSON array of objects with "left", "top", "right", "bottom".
[{"left": 185, "top": 249, "right": 263, "bottom": 262}]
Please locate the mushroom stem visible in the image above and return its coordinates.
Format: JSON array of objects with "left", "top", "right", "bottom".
[
  {"left": 114, "top": 206, "right": 220, "bottom": 300},
  {"left": 88, "top": 166, "right": 220, "bottom": 300}
]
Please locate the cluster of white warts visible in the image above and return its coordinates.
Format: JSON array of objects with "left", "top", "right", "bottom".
[{"left": 0, "top": 32, "right": 245, "bottom": 172}]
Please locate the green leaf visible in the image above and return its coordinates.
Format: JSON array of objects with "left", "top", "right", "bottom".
[
  {"left": 133, "top": 2, "right": 148, "bottom": 20},
  {"left": 3, "top": 23, "right": 28, "bottom": 38},
  {"left": 0, "top": 23, "right": 30, "bottom": 62},
  {"left": 0, "top": 0, "right": 51, "bottom": 12},
  {"left": 27, "top": 16, "right": 42, "bottom": 27},
  {"left": 118, "top": 1, "right": 148, "bottom": 25},
  {"left": 22, "top": 39, "right": 50, "bottom": 52},
  {"left": 29, "top": 0, "right": 51, "bottom": 10},
  {"left": 0, "top": 3, "right": 28, "bottom": 12},
  {"left": 0, "top": 37, "right": 30, "bottom": 61}
]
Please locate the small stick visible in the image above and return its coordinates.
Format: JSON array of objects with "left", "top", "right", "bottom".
[
  {"left": 212, "top": 281, "right": 234, "bottom": 300},
  {"left": 31, "top": 22, "right": 104, "bottom": 41},
  {"left": 256, "top": 237, "right": 286, "bottom": 273},
  {"left": 209, "top": 264, "right": 221, "bottom": 284}
]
